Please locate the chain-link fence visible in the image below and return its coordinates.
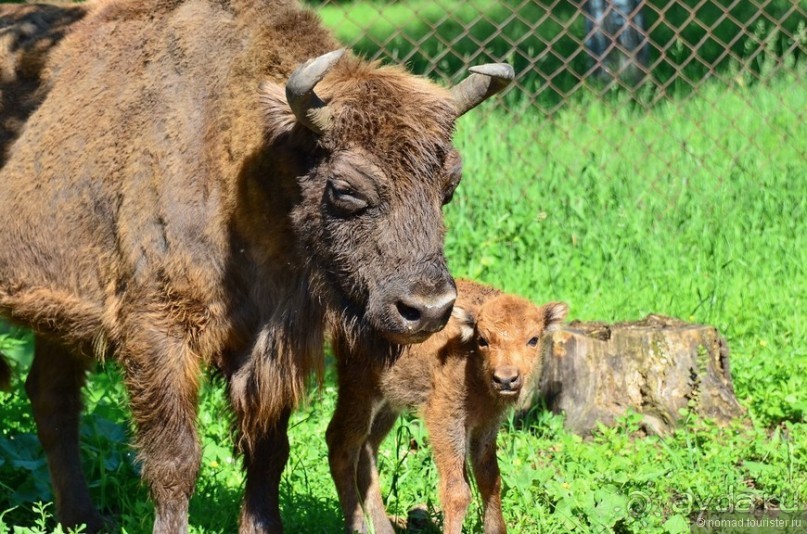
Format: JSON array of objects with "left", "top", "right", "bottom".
[{"left": 309, "top": 0, "right": 805, "bottom": 180}]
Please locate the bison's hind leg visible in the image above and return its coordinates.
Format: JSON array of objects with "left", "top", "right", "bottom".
[{"left": 25, "top": 336, "right": 104, "bottom": 532}]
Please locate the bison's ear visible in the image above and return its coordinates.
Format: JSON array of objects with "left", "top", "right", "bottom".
[
  {"left": 259, "top": 81, "right": 298, "bottom": 142},
  {"left": 542, "top": 302, "right": 569, "bottom": 333},
  {"left": 452, "top": 306, "right": 476, "bottom": 343}
]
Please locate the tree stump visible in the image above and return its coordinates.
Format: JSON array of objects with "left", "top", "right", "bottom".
[{"left": 517, "top": 315, "right": 745, "bottom": 435}]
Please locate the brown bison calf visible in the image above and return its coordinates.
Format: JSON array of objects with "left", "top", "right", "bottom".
[{"left": 327, "top": 280, "right": 568, "bottom": 533}]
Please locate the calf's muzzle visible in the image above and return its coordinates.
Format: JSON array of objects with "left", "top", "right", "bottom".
[{"left": 492, "top": 367, "right": 522, "bottom": 396}]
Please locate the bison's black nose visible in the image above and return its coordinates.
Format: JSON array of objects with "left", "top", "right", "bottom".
[
  {"left": 395, "top": 288, "right": 456, "bottom": 336},
  {"left": 493, "top": 368, "right": 522, "bottom": 394}
]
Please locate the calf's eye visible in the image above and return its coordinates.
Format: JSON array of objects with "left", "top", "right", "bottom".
[
  {"left": 527, "top": 337, "right": 539, "bottom": 347},
  {"left": 477, "top": 337, "right": 489, "bottom": 348}
]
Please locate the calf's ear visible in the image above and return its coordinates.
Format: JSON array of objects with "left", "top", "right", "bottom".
[
  {"left": 451, "top": 306, "right": 476, "bottom": 343},
  {"left": 542, "top": 302, "right": 569, "bottom": 332}
]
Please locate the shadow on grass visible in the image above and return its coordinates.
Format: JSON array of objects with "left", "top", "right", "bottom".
[{"left": 187, "top": 480, "right": 345, "bottom": 533}]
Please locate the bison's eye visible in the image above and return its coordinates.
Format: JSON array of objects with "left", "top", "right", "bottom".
[
  {"left": 442, "top": 169, "right": 462, "bottom": 205},
  {"left": 327, "top": 179, "right": 369, "bottom": 215},
  {"left": 477, "top": 336, "right": 489, "bottom": 348},
  {"left": 527, "top": 336, "right": 540, "bottom": 347},
  {"left": 442, "top": 184, "right": 459, "bottom": 206}
]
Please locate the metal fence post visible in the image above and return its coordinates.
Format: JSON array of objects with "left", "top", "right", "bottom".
[{"left": 584, "top": 0, "right": 649, "bottom": 86}]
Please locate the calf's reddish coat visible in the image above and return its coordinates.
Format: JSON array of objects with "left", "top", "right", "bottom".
[
  {"left": 327, "top": 279, "right": 568, "bottom": 533},
  {"left": 0, "top": 0, "right": 512, "bottom": 531}
]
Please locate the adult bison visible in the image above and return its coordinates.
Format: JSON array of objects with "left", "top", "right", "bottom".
[{"left": 0, "top": 0, "right": 512, "bottom": 532}]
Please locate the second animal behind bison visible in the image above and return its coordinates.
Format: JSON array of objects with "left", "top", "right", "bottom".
[{"left": 328, "top": 280, "right": 568, "bottom": 533}]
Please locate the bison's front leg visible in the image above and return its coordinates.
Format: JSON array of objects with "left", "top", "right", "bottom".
[
  {"left": 25, "top": 336, "right": 104, "bottom": 532},
  {"left": 226, "top": 347, "right": 296, "bottom": 533},
  {"left": 122, "top": 329, "right": 202, "bottom": 533},
  {"left": 237, "top": 406, "right": 292, "bottom": 534}
]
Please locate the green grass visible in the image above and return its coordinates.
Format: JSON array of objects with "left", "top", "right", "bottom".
[{"left": 1, "top": 74, "right": 806, "bottom": 532}]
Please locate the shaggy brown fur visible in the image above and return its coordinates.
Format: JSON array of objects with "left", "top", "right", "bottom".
[
  {"left": 0, "top": 0, "right": 505, "bottom": 531},
  {"left": 327, "top": 280, "right": 568, "bottom": 534},
  {"left": 0, "top": 2, "right": 88, "bottom": 167}
]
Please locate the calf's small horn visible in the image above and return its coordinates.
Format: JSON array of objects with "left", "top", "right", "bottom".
[
  {"left": 451, "top": 63, "right": 515, "bottom": 116},
  {"left": 286, "top": 48, "right": 346, "bottom": 134}
]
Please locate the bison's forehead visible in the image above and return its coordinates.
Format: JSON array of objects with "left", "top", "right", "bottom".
[{"left": 319, "top": 63, "right": 458, "bottom": 172}]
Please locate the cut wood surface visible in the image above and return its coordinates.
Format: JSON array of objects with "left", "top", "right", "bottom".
[{"left": 517, "top": 315, "right": 746, "bottom": 435}]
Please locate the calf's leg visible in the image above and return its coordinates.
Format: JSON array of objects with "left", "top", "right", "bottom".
[
  {"left": 423, "top": 405, "right": 470, "bottom": 534},
  {"left": 326, "top": 357, "right": 390, "bottom": 534},
  {"left": 470, "top": 424, "right": 506, "bottom": 534},
  {"left": 25, "top": 336, "right": 103, "bottom": 532},
  {"left": 356, "top": 403, "right": 399, "bottom": 533},
  {"left": 122, "top": 329, "right": 202, "bottom": 533}
]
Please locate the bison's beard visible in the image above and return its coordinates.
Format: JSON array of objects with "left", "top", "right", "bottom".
[
  {"left": 329, "top": 305, "right": 403, "bottom": 365},
  {"left": 308, "top": 268, "right": 403, "bottom": 364}
]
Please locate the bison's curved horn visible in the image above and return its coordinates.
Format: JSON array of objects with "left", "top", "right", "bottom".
[
  {"left": 286, "top": 48, "right": 346, "bottom": 134},
  {"left": 451, "top": 63, "right": 515, "bottom": 116}
]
